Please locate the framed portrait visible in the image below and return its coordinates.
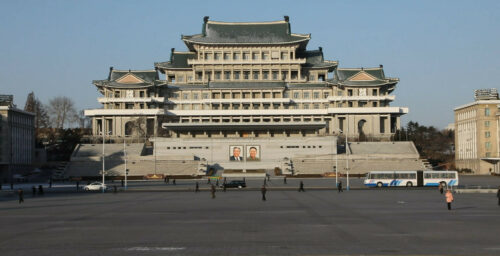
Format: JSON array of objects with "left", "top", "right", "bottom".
[
  {"left": 229, "top": 145, "right": 244, "bottom": 161},
  {"left": 246, "top": 145, "right": 260, "bottom": 161}
]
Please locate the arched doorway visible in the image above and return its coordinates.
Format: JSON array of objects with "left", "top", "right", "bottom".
[
  {"left": 358, "top": 119, "right": 367, "bottom": 141},
  {"left": 125, "top": 121, "right": 134, "bottom": 136}
]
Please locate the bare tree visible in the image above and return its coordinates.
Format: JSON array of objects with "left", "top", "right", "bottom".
[
  {"left": 24, "top": 92, "right": 49, "bottom": 129},
  {"left": 48, "top": 96, "right": 77, "bottom": 129}
]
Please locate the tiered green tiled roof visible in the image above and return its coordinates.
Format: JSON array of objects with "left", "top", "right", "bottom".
[
  {"left": 93, "top": 68, "right": 162, "bottom": 88},
  {"left": 333, "top": 67, "right": 399, "bottom": 87},
  {"left": 155, "top": 50, "right": 197, "bottom": 69},
  {"left": 182, "top": 17, "right": 310, "bottom": 49}
]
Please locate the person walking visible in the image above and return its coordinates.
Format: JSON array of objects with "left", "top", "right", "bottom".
[
  {"left": 166, "top": 177, "right": 170, "bottom": 184},
  {"left": 195, "top": 182, "right": 200, "bottom": 192},
  {"left": 261, "top": 185, "right": 267, "bottom": 201},
  {"left": 284, "top": 176, "right": 287, "bottom": 184},
  {"left": 173, "top": 179, "right": 176, "bottom": 185},
  {"left": 338, "top": 180, "right": 343, "bottom": 193},
  {"left": 216, "top": 179, "right": 219, "bottom": 187},
  {"left": 32, "top": 186, "right": 36, "bottom": 197},
  {"left": 298, "top": 181, "right": 305, "bottom": 192},
  {"left": 18, "top": 189, "right": 24, "bottom": 204},
  {"left": 497, "top": 186, "right": 500, "bottom": 206},
  {"left": 211, "top": 184, "right": 216, "bottom": 199},
  {"left": 445, "top": 189, "right": 454, "bottom": 210},
  {"left": 223, "top": 182, "right": 227, "bottom": 192},
  {"left": 38, "top": 185, "right": 44, "bottom": 196},
  {"left": 438, "top": 183, "right": 444, "bottom": 194},
  {"left": 164, "top": 176, "right": 167, "bottom": 184}
]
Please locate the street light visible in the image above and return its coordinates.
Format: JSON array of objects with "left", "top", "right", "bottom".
[
  {"left": 101, "top": 122, "right": 111, "bottom": 194},
  {"left": 120, "top": 135, "right": 128, "bottom": 190}
]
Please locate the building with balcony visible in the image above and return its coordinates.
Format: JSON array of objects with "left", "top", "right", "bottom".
[{"left": 454, "top": 89, "right": 500, "bottom": 174}]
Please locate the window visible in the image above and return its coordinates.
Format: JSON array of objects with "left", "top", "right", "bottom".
[
  {"left": 253, "top": 72, "right": 259, "bottom": 79},
  {"left": 224, "top": 71, "right": 231, "bottom": 80},
  {"left": 262, "top": 71, "right": 269, "bottom": 79},
  {"left": 485, "top": 142, "right": 491, "bottom": 149},
  {"left": 284, "top": 92, "right": 289, "bottom": 98},
  {"left": 183, "top": 93, "right": 189, "bottom": 100},
  {"left": 234, "top": 71, "right": 240, "bottom": 80},
  {"left": 233, "top": 53, "right": 240, "bottom": 60},
  {"left": 348, "top": 89, "right": 353, "bottom": 96},
  {"left": 303, "top": 104, "right": 309, "bottom": 109},
  {"left": 313, "top": 104, "right": 320, "bottom": 109},
  {"left": 243, "top": 52, "right": 249, "bottom": 60},
  {"left": 244, "top": 71, "right": 250, "bottom": 80},
  {"left": 323, "top": 92, "right": 329, "bottom": 98},
  {"left": 139, "top": 91, "right": 145, "bottom": 98},
  {"left": 215, "top": 72, "right": 221, "bottom": 80},
  {"left": 252, "top": 52, "right": 259, "bottom": 60},
  {"left": 485, "top": 121, "right": 490, "bottom": 127},
  {"left": 224, "top": 53, "right": 230, "bottom": 60},
  {"left": 372, "top": 89, "right": 378, "bottom": 96},
  {"left": 373, "top": 102, "right": 378, "bottom": 107},
  {"left": 262, "top": 52, "right": 269, "bottom": 60},
  {"left": 485, "top": 108, "right": 490, "bottom": 116},
  {"left": 485, "top": 131, "right": 491, "bottom": 138},
  {"left": 293, "top": 92, "right": 300, "bottom": 99},
  {"left": 214, "top": 52, "right": 221, "bottom": 60},
  {"left": 272, "top": 71, "right": 278, "bottom": 80},
  {"left": 193, "top": 93, "right": 199, "bottom": 100},
  {"left": 348, "top": 101, "right": 353, "bottom": 107},
  {"left": 309, "top": 75, "right": 315, "bottom": 81},
  {"left": 202, "top": 93, "right": 209, "bottom": 99},
  {"left": 303, "top": 92, "right": 310, "bottom": 99},
  {"left": 313, "top": 92, "right": 320, "bottom": 99}
]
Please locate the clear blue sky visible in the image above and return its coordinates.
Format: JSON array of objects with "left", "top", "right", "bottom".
[{"left": 1, "top": 0, "right": 499, "bottom": 129}]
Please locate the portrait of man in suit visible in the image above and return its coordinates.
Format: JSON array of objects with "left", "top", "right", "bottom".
[
  {"left": 229, "top": 146, "right": 243, "bottom": 161},
  {"left": 246, "top": 146, "right": 260, "bottom": 161}
]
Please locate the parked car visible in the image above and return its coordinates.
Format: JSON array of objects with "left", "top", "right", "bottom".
[
  {"left": 221, "top": 180, "right": 246, "bottom": 189},
  {"left": 84, "top": 182, "right": 108, "bottom": 191}
]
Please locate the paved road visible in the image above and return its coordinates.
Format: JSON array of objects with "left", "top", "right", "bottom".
[
  {"left": 1, "top": 189, "right": 499, "bottom": 255},
  {"left": 2, "top": 175, "right": 499, "bottom": 193}
]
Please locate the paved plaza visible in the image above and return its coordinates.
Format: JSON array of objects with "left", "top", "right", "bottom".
[{"left": 1, "top": 185, "right": 499, "bottom": 256}]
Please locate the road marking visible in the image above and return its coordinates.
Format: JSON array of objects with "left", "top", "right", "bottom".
[{"left": 126, "top": 247, "right": 185, "bottom": 251}]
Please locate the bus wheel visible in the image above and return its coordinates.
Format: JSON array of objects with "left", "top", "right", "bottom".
[
  {"left": 406, "top": 181, "right": 413, "bottom": 187},
  {"left": 377, "top": 182, "right": 383, "bottom": 188}
]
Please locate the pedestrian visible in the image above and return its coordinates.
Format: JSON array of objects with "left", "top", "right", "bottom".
[
  {"left": 195, "top": 182, "right": 199, "bottom": 192},
  {"left": 113, "top": 185, "right": 117, "bottom": 193},
  {"left": 76, "top": 181, "right": 80, "bottom": 191},
  {"left": 338, "top": 180, "right": 343, "bottom": 193},
  {"left": 223, "top": 183, "right": 227, "bottom": 192},
  {"left": 121, "top": 179, "right": 124, "bottom": 187},
  {"left": 299, "top": 181, "right": 305, "bottom": 192},
  {"left": 284, "top": 176, "right": 287, "bottom": 184},
  {"left": 164, "top": 176, "right": 167, "bottom": 184},
  {"left": 496, "top": 186, "right": 500, "bottom": 206},
  {"left": 438, "top": 183, "right": 444, "bottom": 194},
  {"left": 264, "top": 178, "right": 267, "bottom": 186},
  {"left": 18, "top": 189, "right": 24, "bottom": 204},
  {"left": 38, "top": 185, "right": 44, "bottom": 195},
  {"left": 223, "top": 177, "right": 227, "bottom": 184},
  {"left": 166, "top": 177, "right": 170, "bottom": 184},
  {"left": 211, "top": 184, "right": 216, "bottom": 199},
  {"left": 216, "top": 179, "right": 219, "bottom": 187},
  {"left": 445, "top": 189, "right": 454, "bottom": 210},
  {"left": 207, "top": 177, "right": 211, "bottom": 184},
  {"left": 32, "top": 186, "right": 36, "bottom": 197},
  {"left": 173, "top": 179, "right": 176, "bottom": 185},
  {"left": 267, "top": 174, "right": 270, "bottom": 181},
  {"left": 261, "top": 185, "right": 267, "bottom": 201}
]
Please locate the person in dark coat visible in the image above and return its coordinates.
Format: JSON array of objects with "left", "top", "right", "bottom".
[
  {"left": 216, "top": 179, "right": 219, "bottom": 187},
  {"left": 284, "top": 176, "right": 287, "bottom": 184},
  {"left": 438, "top": 183, "right": 444, "bottom": 194},
  {"left": 497, "top": 186, "right": 500, "bottom": 206},
  {"left": 195, "top": 182, "right": 200, "bottom": 192},
  {"left": 211, "top": 184, "right": 216, "bottom": 199},
  {"left": 166, "top": 177, "right": 170, "bottom": 184},
  {"left": 298, "top": 181, "right": 305, "bottom": 192},
  {"left": 338, "top": 180, "right": 343, "bottom": 193},
  {"left": 18, "top": 189, "right": 24, "bottom": 204},
  {"left": 32, "top": 186, "right": 36, "bottom": 197},
  {"left": 173, "top": 179, "right": 176, "bottom": 185},
  {"left": 261, "top": 185, "right": 267, "bottom": 201},
  {"left": 38, "top": 185, "right": 44, "bottom": 195}
]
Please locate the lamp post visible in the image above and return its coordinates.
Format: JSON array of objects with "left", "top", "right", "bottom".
[
  {"left": 101, "top": 119, "right": 111, "bottom": 194},
  {"left": 123, "top": 136, "right": 128, "bottom": 190},
  {"left": 346, "top": 120, "right": 350, "bottom": 191}
]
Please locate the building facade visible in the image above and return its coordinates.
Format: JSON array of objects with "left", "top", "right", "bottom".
[
  {"left": 85, "top": 17, "right": 408, "bottom": 141},
  {"left": 454, "top": 89, "right": 500, "bottom": 174},
  {"left": 0, "top": 95, "right": 35, "bottom": 180}
]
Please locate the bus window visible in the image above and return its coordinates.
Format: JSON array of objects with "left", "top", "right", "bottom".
[
  {"left": 424, "top": 173, "right": 431, "bottom": 179},
  {"left": 447, "top": 173, "right": 455, "bottom": 179},
  {"left": 431, "top": 173, "right": 439, "bottom": 179},
  {"left": 409, "top": 173, "right": 416, "bottom": 179}
]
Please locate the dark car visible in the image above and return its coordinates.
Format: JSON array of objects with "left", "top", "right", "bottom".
[{"left": 222, "top": 180, "right": 246, "bottom": 189}]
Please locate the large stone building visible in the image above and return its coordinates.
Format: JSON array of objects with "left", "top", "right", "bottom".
[
  {"left": 85, "top": 17, "right": 408, "bottom": 140},
  {"left": 0, "top": 95, "right": 35, "bottom": 181},
  {"left": 77, "top": 17, "right": 416, "bottom": 178},
  {"left": 454, "top": 89, "right": 500, "bottom": 174}
]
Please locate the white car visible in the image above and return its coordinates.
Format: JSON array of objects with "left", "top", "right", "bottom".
[{"left": 84, "top": 182, "right": 108, "bottom": 191}]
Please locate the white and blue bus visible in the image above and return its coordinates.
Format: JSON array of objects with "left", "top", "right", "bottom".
[{"left": 364, "top": 170, "right": 459, "bottom": 188}]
